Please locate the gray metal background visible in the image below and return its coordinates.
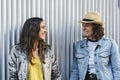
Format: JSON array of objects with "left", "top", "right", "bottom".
[{"left": 0, "top": 0, "right": 120, "bottom": 80}]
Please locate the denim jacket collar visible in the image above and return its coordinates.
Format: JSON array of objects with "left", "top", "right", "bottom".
[{"left": 79, "top": 37, "right": 106, "bottom": 51}]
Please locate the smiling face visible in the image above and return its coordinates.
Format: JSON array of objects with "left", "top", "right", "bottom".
[
  {"left": 39, "top": 21, "right": 47, "bottom": 40},
  {"left": 82, "top": 23, "right": 94, "bottom": 40}
]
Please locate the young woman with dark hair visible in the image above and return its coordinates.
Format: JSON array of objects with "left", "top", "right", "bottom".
[{"left": 9, "top": 17, "right": 61, "bottom": 80}]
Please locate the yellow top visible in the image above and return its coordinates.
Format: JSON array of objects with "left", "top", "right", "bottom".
[{"left": 28, "top": 57, "right": 44, "bottom": 80}]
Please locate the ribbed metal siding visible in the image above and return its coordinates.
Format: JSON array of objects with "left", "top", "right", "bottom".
[{"left": 0, "top": 0, "right": 120, "bottom": 80}]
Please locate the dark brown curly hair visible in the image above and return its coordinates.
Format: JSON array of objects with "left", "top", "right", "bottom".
[
  {"left": 92, "top": 24, "right": 104, "bottom": 40},
  {"left": 19, "top": 17, "right": 48, "bottom": 64}
]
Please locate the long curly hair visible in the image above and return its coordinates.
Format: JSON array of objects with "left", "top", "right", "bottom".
[
  {"left": 19, "top": 17, "right": 47, "bottom": 64},
  {"left": 92, "top": 24, "right": 104, "bottom": 40}
]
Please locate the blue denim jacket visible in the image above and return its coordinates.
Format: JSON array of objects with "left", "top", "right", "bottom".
[{"left": 70, "top": 37, "right": 120, "bottom": 80}]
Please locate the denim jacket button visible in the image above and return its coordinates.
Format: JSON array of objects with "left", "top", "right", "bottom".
[
  {"left": 95, "top": 54, "right": 97, "bottom": 56},
  {"left": 95, "top": 62, "right": 97, "bottom": 64},
  {"left": 96, "top": 70, "right": 99, "bottom": 72}
]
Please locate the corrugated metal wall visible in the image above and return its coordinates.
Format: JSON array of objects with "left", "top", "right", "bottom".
[{"left": 0, "top": 0, "right": 120, "bottom": 80}]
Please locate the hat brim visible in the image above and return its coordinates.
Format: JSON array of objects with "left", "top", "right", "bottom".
[{"left": 79, "top": 20, "right": 104, "bottom": 25}]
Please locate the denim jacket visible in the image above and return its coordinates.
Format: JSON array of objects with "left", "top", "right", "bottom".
[
  {"left": 9, "top": 44, "right": 61, "bottom": 80},
  {"left": 70, "top": 37, "right": 120, "bottom": 80}
]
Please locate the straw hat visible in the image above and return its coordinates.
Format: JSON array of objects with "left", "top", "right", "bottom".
[{"left": 79, "top": 12, "right": 104, "bottom": 25}]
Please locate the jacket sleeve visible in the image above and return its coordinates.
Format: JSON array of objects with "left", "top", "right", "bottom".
[
  {"left": 110, "top": 40, "right": 120, "bottom": 79},
  {"left": 70, "top": 43, "right": 79, "bottom": 80},
  {"left": 8, "top": 46, "right": 18, "bottom": 80},
  {"left": 51, "top": 51, "right": 61, "bottom": 80}
]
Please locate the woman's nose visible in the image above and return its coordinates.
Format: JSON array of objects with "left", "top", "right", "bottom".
[{"left": 44, "top": 28, "right": 47, "bottom": 33}]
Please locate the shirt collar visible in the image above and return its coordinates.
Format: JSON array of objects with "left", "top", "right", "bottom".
[{"left": 80, "top": 37, "right": 105, "bottom": 48}]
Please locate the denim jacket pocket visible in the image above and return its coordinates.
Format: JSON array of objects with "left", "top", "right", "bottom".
[
  {"left": 76, "top": 53, "right": 85, "bottom": 64},
  {"left": 99, "top": 51, "right": 110, "bottom": 66}
]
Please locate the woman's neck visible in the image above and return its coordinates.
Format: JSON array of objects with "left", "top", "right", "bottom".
[{"left": 32, "top": 48, "right": 39, "bottom": 58}]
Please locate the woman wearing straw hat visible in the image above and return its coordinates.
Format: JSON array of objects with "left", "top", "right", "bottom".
[{"left": 70, "top": 12, "right": 120, "bottom": 80}]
